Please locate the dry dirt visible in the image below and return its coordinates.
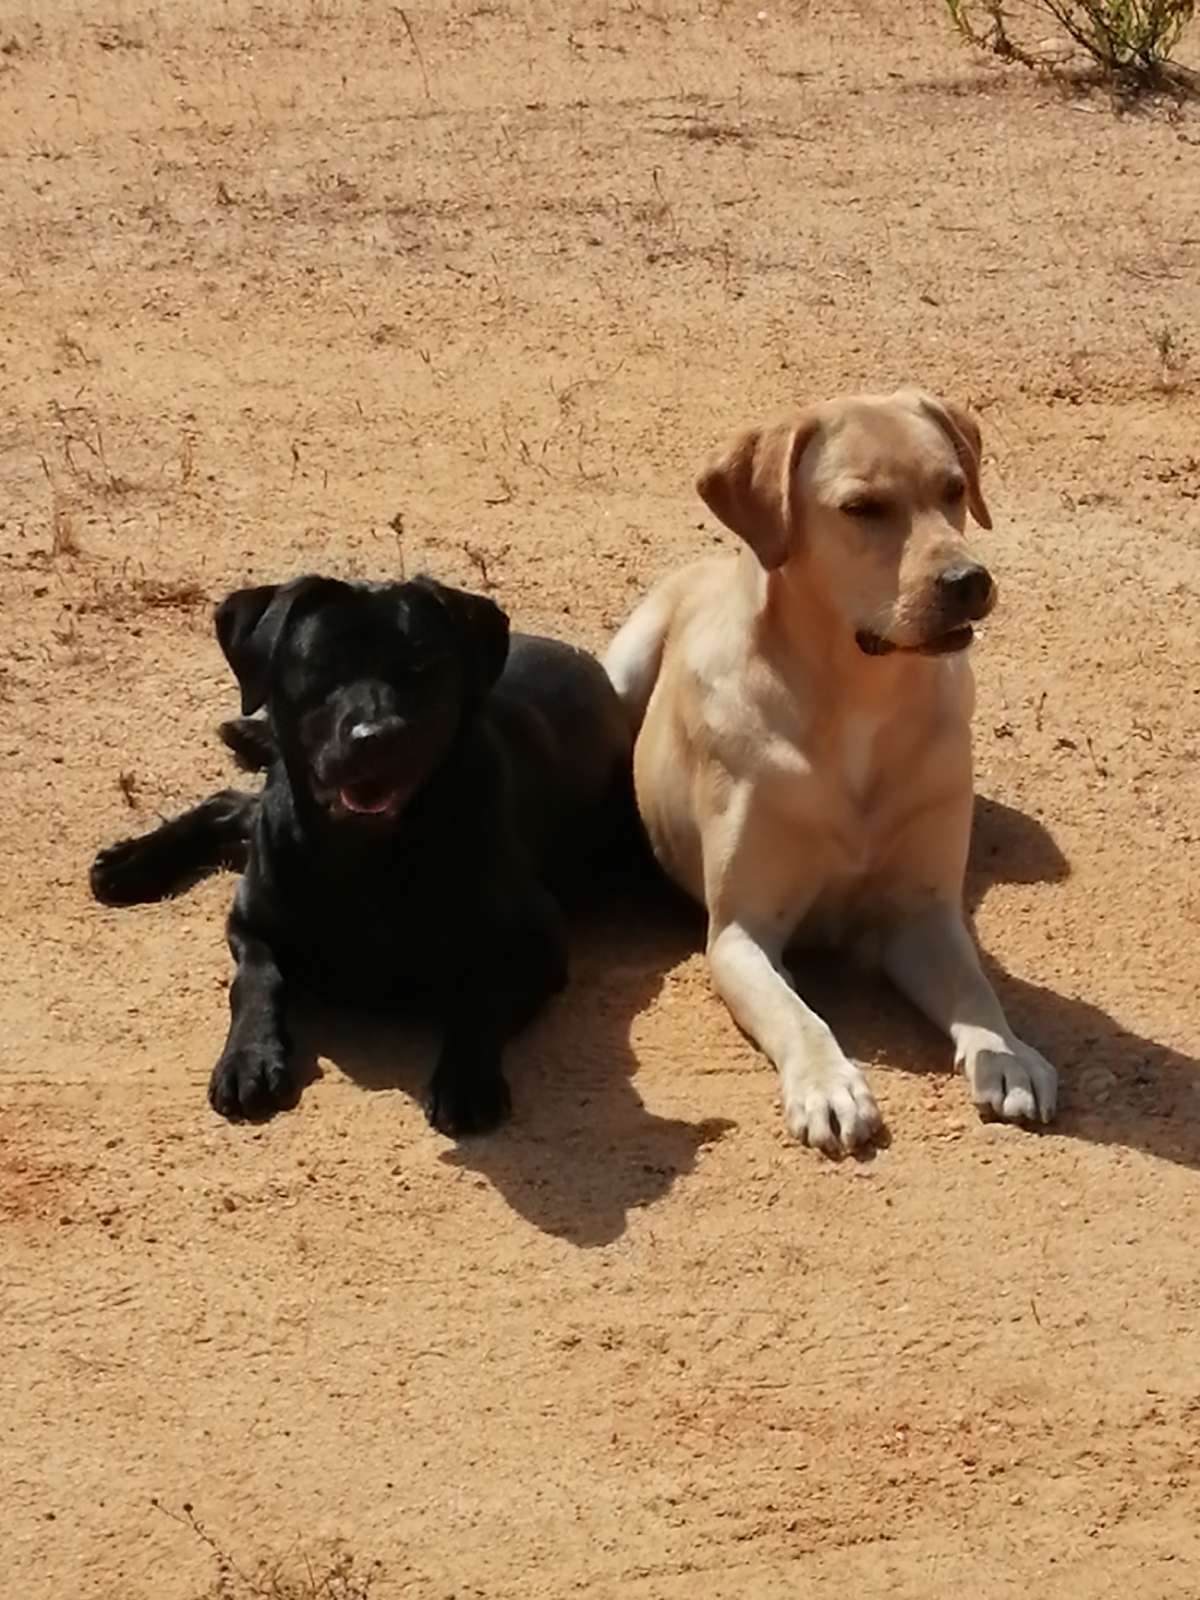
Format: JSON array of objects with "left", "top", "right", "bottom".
[{"left": 3, "top": 2, "right": 1200, "bottom": 1596}]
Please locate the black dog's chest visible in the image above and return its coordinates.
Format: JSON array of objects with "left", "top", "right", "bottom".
[
  {"left": 252, "top": 830, "right": 479, "bottom": 1009},
  {"left": 291, "top": 880, "right": 452, "bottom": 998}
]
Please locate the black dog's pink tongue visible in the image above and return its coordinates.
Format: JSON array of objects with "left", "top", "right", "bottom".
[{"left": 340, "top": 782, "right": 398, "bottom": 815}]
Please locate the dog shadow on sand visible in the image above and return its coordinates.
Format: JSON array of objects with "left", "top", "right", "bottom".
[
  {"left": 794, "top": 796, "right": 1200, "bottom": 1172},
  {"left": 293, "top": 794, "right": 1199, "bottom": 1244},
  {"left": 290, "top": 856, "right": 728, "bottom": 1249}
]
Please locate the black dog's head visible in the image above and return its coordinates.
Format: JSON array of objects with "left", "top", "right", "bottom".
[{"left": 214, "top": 575, "right": 510, "bottom": 825}]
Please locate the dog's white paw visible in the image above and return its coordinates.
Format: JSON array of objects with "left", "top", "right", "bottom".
[
  {"left": 965, "top": 1038, "right": 1057, "bottom": 1125},
  {"left": 782, "top": 1055, "right": 882, "bottom": 1156}
]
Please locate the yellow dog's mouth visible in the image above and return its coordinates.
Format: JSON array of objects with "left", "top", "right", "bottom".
[{"left": 855, "top": 625, "right": 975, "bottom": 658}]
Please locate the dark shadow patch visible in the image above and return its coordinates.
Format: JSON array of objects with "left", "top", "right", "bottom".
[
  {"left": 288, "top": 858, "right": 731, "bottom": 1247},
  {"left": 901, "top": 58, "right": 1199, "bottom": 114}
]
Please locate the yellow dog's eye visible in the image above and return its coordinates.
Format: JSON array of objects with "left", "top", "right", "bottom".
[
  {"left": 943, "top": 479, "right": 966, "bottom": 505},
  {"left": 842, "top": 497, "right": 889, "bottom": 520}
]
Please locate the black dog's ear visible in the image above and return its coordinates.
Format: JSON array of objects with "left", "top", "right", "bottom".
[
  {"left": 413, "top": 576, "right": 511, "bottom": 695},
  {"left": 214, "top": 576, "right": 330, "bottom": 715}
]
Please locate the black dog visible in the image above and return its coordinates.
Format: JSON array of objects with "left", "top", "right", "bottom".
[{"left": 91, "top": 575, "right": 632, "bottom": 1137}]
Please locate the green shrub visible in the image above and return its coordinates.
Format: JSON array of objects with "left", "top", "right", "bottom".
[{"left": 945, "top": 0, "right": 1195, "bottom": 74}]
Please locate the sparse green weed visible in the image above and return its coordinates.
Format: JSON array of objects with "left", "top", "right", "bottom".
[{"left": 945, "top": 0, "right": 1195, "bottom": 76}]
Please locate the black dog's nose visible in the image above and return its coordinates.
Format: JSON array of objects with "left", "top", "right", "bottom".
[
  {"left": 347, "top": 716, "right": 406, "bottom": 754},
  {"left": 936, "top": 563, "right": 994, "bottom": 620}
]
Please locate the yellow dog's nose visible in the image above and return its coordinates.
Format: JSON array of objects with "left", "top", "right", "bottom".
[{"left": 936, "top": 563, "right": 994, "bottom": 621}]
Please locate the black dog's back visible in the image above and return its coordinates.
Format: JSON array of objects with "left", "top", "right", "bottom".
[{"left": 487, "top": 634, "right": 632, "bottom": 886}]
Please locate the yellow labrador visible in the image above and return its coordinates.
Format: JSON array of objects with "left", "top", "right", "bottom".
[{"left": 604, "top": 388, "right": 1056, "bottom": 1154}]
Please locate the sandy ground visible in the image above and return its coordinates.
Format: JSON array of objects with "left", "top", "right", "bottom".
[{"left": 3, "top": 2, "right": 1200, "bottom": 1595}]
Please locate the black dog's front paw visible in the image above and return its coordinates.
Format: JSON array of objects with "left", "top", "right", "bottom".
[
  {"left": 424, "top": 1067, "right": 511, "bottom": 1139},
  {"left": 91, "top": 837, "right": 168, "bottom": 906},
  {"left": 209, "top": 1042, "right": 295, "bottom": 1121}
]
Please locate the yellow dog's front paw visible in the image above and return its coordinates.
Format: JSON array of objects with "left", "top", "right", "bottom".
[
  {"left": 966, "top": 1040, "right": 1057, "bottom": 1125},
  {"left": 783, "top": 1056, "right": 883, "bottom": 1156}
]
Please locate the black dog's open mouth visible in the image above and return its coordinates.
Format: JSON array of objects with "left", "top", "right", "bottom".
[
  {"left": 336, "top": 777, "right": 409, "bottom": 818},
  {"left": 855, "top": 625, "right": 975, "bottom": 658}
]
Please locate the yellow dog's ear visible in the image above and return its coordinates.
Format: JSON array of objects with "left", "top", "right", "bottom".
[
  {"left": 908, "top": 391, "right": 992, "bottom": 530},
  {"left": 696, "top": 410, "right": 820, "bottom": 570}
]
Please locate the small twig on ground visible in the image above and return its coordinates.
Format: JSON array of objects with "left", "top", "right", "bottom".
[
  {"left": 387, "top": 510, "right": 407, "bottom": 577},
  {"left": 461, "top": 539, "right": 509, "bottom": 589},
  {"left": 1086, "top": 736, "right": 1109, "bottom": 777},
  {"left": 395, "top": 7, "right": 431, "bottom": 99}
]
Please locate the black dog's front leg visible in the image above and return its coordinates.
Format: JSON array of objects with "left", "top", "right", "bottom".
[
  {"left": 209, "top": 905, "right": 294, "bottom": 1120},
  {"left": 91, "top": 789, "right": 257, "bottom": 906},
  {"left": 425, "top": 903, "right": 568, "bottom": 1139}
]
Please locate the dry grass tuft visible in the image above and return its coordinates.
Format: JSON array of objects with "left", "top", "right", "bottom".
[
  {"left": 152, "top": 1501, "right": 383, "bottom": 1600},
  {"left": 39, "top": 454, "right": 80, "bottom": 559}
]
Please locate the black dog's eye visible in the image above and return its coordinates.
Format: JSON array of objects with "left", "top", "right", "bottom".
[
  {"left": 280, "top": 666, "right": 334, "bottom": 708},
  {"left": 842, "top": 496, "right": 889, "bottom": 521},
  {"left": 943, "top": 479, "right": 966, "bottom": 506}
]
